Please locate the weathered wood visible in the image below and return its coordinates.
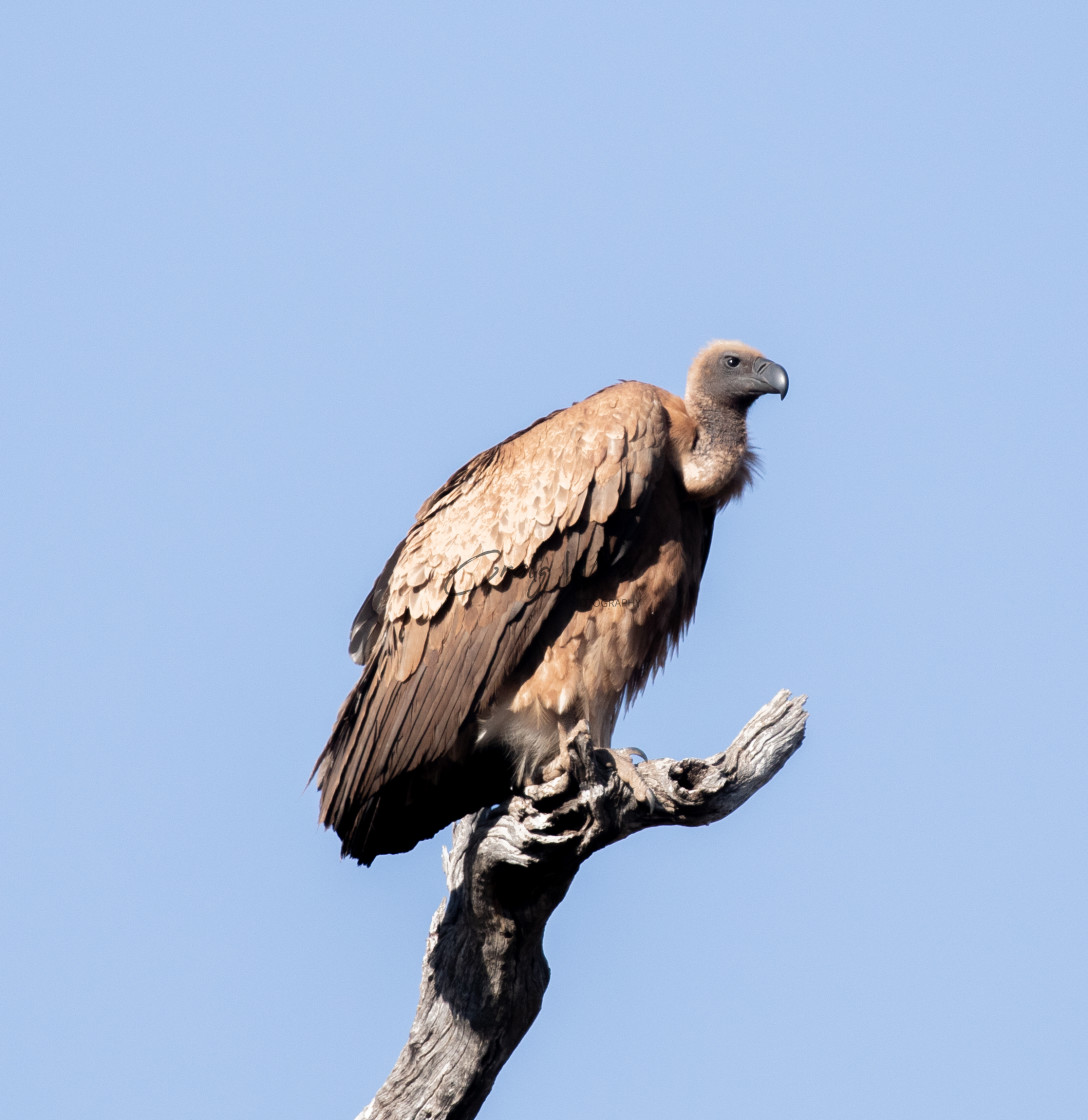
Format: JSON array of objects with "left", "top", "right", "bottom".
[{"left": 357, "top": 689, "right": 808, "bottom": 1120}]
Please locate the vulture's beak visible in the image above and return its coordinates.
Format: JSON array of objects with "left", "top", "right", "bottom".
[{"left": 754, "top": 358, "right": 789, "bottom": 399}]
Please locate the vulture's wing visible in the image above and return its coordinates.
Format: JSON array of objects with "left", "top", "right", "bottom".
[{"left": 316, "top": 381, "right": 671, "bottom": 861}]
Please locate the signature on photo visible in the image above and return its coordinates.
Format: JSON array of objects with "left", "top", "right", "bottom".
[{"left": 441, "top": 548, "right": 554, "bottom": 603}]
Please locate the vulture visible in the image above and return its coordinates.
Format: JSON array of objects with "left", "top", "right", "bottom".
[{"left": 314, "top": 340, "right": 788, "bottom": 864}]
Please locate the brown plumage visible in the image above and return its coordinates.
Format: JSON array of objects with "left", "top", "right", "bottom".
[{"left": 314, "top": 340, "right": 788, "bottom": 864}]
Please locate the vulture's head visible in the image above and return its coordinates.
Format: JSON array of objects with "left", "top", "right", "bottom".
[{"left": 687, "top": 340, "right": 789, "bottom": 409}]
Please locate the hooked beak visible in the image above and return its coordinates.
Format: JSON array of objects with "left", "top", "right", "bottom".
[{"left": 753, "top": 358, "right": 789, "bottom": 399}]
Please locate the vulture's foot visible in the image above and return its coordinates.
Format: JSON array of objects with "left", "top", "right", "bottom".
[
  {"left": 604, "top": 747, "right": 656, "bottom": 809},
  {"left": 530, "top": 733, "right": 575, "bottom": 802},
  {"left": 539, "top": 730, "right": 572, "bottom": 784},
  {"left": 524, "top": 768, "right": 573, "bottom": 805}
]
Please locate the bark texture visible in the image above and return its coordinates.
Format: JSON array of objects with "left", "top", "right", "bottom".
[{"left": 357, "top": 689, "right": 808, "bottom": 1120}]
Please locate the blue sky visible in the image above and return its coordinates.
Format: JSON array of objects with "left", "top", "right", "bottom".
[{"left": 2, "top": 4, "right": 1086, "bottom": 1117}]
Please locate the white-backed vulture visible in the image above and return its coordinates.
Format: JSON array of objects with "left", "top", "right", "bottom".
[{"left": 314, "top": 340, "right": 788, "bottom": 864}]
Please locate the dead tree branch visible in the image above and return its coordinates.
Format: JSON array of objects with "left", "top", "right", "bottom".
[{"left": 357, "top": 689, "right": 808, "bottom": 1120}]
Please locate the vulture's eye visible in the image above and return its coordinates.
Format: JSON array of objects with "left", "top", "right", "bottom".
[{"left": 724, "top": 355, "right": 740, "bottom": 369}]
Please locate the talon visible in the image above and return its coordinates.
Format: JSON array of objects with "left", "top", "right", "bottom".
[{"left": 615, "top": 746, "right": 648, "bottom": 763}]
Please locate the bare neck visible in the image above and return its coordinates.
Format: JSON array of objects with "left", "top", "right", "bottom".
[{"left": 677, "top": 391, "right": 753, "bottom": 504}]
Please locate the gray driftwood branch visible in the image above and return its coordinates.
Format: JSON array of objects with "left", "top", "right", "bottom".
[{"left": 357, "top": 689, "right": 808, "bottom": 1120}]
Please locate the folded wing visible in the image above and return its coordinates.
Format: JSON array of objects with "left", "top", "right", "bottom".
[{"left": 314, "top": 382, "right": 671, "bottom": 863}]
